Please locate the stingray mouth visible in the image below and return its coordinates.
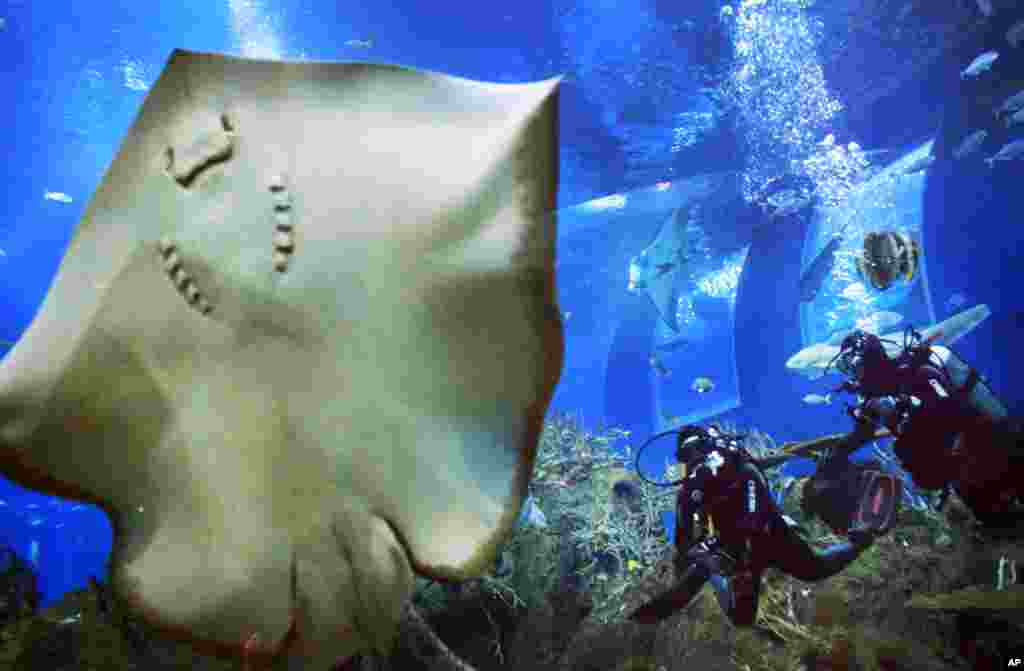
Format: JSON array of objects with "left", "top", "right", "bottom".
[{"left": 246, "top": 600, "right": 358, "bottom": 663}]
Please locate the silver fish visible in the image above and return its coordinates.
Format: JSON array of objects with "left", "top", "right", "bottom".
[
  {"left": 649, "top": 354, "right": 671, "bottom": 378},
  {"left": 985, "top": 139, "right": 1024, "bottom": 168},
  {"left": 1006, "top": 108, "right": 1024, "bottom": 129},
  {"left": 961, "top": 51, "right": 999, "bottom": 79},
  {"left": 996, "top": 90, "right": 1024, "bottom": 119},
  {"left": 953, "top": 130, "right": 988, "bottom": 160},
  {"left": 1007, "top": 20, "right": 1024, "bottom": 48},
  {"left": 977, "top": 0, "right": 993, "bottom": 17},
  {"left": 44, "top": 190, "right": 73, "bottom": 203},
  {"left": 656, "top": 337, "right": 691, "bottom": 353},
  {"left": 802, "top": 393, "right": 832, "bottom": 406}
]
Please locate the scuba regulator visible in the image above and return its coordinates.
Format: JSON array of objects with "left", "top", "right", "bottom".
[{"left": 633, "top": 424, "right": 745, "bottom": 487}]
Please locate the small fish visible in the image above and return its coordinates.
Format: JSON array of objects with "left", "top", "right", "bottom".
[
  {"left": 516, "top": 495, "right": 548, "bottom": 529},
  {"left": 977, "top": 0, "right": 993, "bottom": 17},
  {"left": 1005, "top": 108, "right": 1024, "bottom": 129},
  {"left": 562, "top": 311, "right": 572, "bottom": 321},
  {"left": 627, "top": 263, "right": 644, "bottom": 291},
  {"left": 649, "top": 354, "right": 671, "bottom": 377},
  {"left": 953, "top": 130, "right": 988, "bottom": 160},
  {"left": 43, "top": 191, "right": 73, "bottom": 203},
  {"left": 799, "top": 224, "right": 847, "bottom": 303},
  {"left": 802, "top": 393, "right": 832, "bottom": 406},
  {"left": 656, "top": 336, "right": 691, "bottom": 353},
  {"left": 1007, "top": 20, "right": 1024, "bottom": 48},
  {"left": 985, "top": 139, "right": 1024, "bottom": 168},
  {"left": 691, "top": 376, "right": 715, "bottom": 394},
  {"left": 961, "top": 51, "right": 999, "bottom": 79},
  {"left": 344, "top": 39, "right": 373, "bottom": 49},
  {"left": 995, "top": 90, "right": 1024, "bottom": 119}
]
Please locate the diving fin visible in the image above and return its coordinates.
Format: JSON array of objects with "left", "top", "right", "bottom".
[{"left": 854, "top": 471, "right": 901, "bottom": 535}]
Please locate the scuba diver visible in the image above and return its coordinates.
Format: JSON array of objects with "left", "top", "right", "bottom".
[
  {"left": 827, "top": 327, "right": 1022, "bottom": 530},
  {"left": 628, "top": 425, "right": 879, "bottom": 628}
]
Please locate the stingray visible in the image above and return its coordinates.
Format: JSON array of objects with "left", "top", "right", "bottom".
[
  {"left": 0, "top": 50, "right": 563, "bottom": 668},
  {"left": 627, "top": 206, "right": 701, "bottom": 332},
  {"left": 785, "top": 304, "right": 991, "bottom": 380}
]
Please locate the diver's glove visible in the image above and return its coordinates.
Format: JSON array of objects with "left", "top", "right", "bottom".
[
  {"left": 685, "top": 536, "right": 721, "bottom": 560},
  {"left": 684, "top": 536, "right": 736, "bottom": 575}
]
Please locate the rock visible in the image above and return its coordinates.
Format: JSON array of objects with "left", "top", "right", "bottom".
[{"left": 906, "top": 585, "right": 1024, "bottom": 616}]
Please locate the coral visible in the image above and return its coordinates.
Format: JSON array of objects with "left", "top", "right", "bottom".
[{"left": 3, "top": 418, "right": 987, "bottom": 671}]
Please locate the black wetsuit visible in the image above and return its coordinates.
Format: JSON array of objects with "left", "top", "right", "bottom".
[
  {"left": 800, "top": 350, "right": 978, "bottom": 534},
  {"left": 671, "top": 438, "right": 870, "bottom": 626},
  {"left": 852, "top": 353, "right": 1023, "bottom": 526},
  {"left": 869, "top": 359, "right": 977, "bottom": 490}
]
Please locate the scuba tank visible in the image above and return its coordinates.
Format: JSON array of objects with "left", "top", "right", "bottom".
[{"left": 926, "top": 345, "right": 1008, "bottom": 422}]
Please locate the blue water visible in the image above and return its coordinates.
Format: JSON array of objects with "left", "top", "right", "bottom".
[{"left": 2, "top": 0, "right": 1022, "bottom": 607}]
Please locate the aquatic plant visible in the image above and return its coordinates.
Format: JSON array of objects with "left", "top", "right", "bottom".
[
  {"left": 414, "top": 412, "right": 642, "bottom": 621},
  {"left": 535, "top": 411, "right": 632, "bottom": 487},
  {"left": 531, "top": 412, "right": 677, "bottom": 622}
]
